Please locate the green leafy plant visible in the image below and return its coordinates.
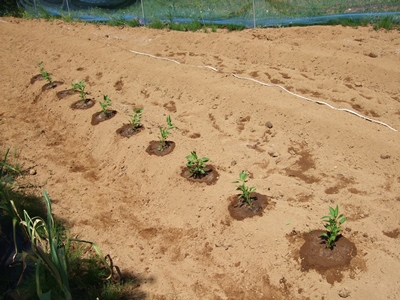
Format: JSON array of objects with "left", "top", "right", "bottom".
[
  {"left": 157, "top": 115, "right": 175, "bottom": 151},
  {"left": 186, "top": 151, "right": 209, "bottom": 178},
  {"left": 373, "top": 16, "right": 395, "bottom": 31},
  {"left": 147, "top": 19, "right": 165, "bottom": 29},
  {"left": 128, "top": 108, "right": 143, "bottom": 130},
  {"left": 19, "top": 194, "right": 73, "bottom": 300},
  {"left": 0, "top": 148, "right": 20, "bottom": 185},
  {"left": 38, "top": 61, "right": 52, "bottom": 84},
  {"left": 232, "top": 171, "right": 256, "bottom": 208},
  {"left": 321, "top": 205, "right": 347, "bottom": 249},
  {"left": 9, "top": 191, "right": 113, "bottom": 300},
  {"left": 71, "top": 80, "right": 88, "bottom": 102},
  {"left": 0, "top": 149, "right": 21, "bottom": 222},
  {"left": 0, "top": 151, "right": 131, "bottom": 299},
  {"left": 100, "top": 95, "right": 112, "bottom": 116}
]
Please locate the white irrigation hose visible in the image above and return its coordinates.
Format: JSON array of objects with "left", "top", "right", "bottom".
[
  {"left": 129, "top": 49, "right": 397, "bottom": 132},
  {"left": 129, "top": 50, "right": 219, "bottom": 71},
  {"left": 231, "top": 73, "right": 398, "bottom": 132},
  {"left": 129, "top": 50, "right": 181, "bottom": 64}
]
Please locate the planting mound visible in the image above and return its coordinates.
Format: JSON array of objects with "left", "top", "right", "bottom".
[{"left": 300, "top": 230, "right": 357, "bottom": 283}]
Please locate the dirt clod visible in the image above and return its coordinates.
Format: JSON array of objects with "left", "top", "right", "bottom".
[{"left": 338, "top": 288, "right": 351, "bottom": 298}]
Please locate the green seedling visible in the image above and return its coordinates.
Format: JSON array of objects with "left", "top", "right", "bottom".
[
  {"left": 186, "top": 151, "right": 209, "bottom": 177},
  {"left": 232, "top": 171, "right": 256, "bottom": 208},
  {"left": 38, "top": 61, "right": 52, "bottom": 84},
  {"left": 321, "top": 205, "right": 347, "bottom": 249},
  {"left": 128, "top": 108, "right": 143, "bottom": 130},
  {"left": 100, "top": 95, "right": 112, "bottom": 116},
  {"left": 158, "top": 115, "right": 174, "bottom": 151},
  {"left": 71, "top": 80, "right": 88, "bottom": 102}
]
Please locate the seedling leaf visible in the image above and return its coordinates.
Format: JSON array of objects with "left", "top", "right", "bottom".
[
  {"left": 100, "top": 95, "right": 112, "bottom": 115},
  {"left": 158, "top": 115, "right": 175, "bottom": 151},
  {"left": 321, "top": 205, "right": 347, "bottom": 249},
  {"left": 71, "top": 80, "right": 87, "bottom": 102},
  {"left": 232, "top": 170, "right": 256, "bottom": 208}
]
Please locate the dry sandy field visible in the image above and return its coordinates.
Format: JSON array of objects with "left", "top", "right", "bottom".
[{"left": 0, "top": 17, "right": 399, "bottom": 299}]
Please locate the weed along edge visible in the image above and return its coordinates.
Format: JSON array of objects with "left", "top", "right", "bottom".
[
  {"left": 146, "top": 140, "right": 176, "bottom": 156},
  {"left": 91, "top": 110, "right": 117, "bottom": 125},
  {"left": 299, "top": 230, "right": 357, "bottom": 284},
  {"left": 180, "top": 164, "right": 219, "bottom": 185}
]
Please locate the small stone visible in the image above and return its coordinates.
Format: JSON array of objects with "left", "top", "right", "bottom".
[
  {"left": 230, "top": 160, "right": 237, "bottom": 166},
  {"left": 354, "top": 82, "right": 363, "bottom": 87},
  {"left": 29, "top": 169, "right": 36, "bottom": 175},
  {"left": 338, "top": 288, "right": 351, "bottom": 298},
  {"left": 380, "top": 154, "right": 390, "bottom": 159},
  {"left": 265, "top": 121, "right": 273, "bottom": 129},
  {"left": 268, "top": 150, "right": 279, "bottom": 158}
]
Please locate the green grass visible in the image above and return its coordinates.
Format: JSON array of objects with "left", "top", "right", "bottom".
[
  {"left": 146, "top": 19, "right": 246, "bottom": 32},
  {"left": 373, "top": 16, "right": 399, "bottom": 30},
  {"left": 324, "top": 16, "right": 400, "bottom": 30},
  {"left": 4, "top": 0, "right": 400, "bottom": 30},
  {"left": 325, "top": 17, "right": 371, "bottom": 28},
  {"left": 168, "top": 19, "right": 204, "bottom": 31},
  {"left": 147, "top": 18, "right": 165, "bottom": 29},
  {"left": 106, "top": 17, "right": 140, "bottom": 27},
  {"left": 0, "top": 150, "right": 143, "bottom": 299},
  {"left": 224, "top": 23, "right": 246, "bottom": 31},
  {"left": 0, "top": 0, "right": 23, "bottom": 17}
]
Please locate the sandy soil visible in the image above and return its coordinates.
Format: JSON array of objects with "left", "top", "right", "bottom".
[{"left": 1, "top": 17, "right": 399, "bottom": 299}]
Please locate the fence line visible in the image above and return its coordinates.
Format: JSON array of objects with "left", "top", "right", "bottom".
[{"left": 20, "top": 0, "right": 400, "bottom": 27}]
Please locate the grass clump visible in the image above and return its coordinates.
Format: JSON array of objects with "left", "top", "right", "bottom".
[
  {"left": 0, "top": 149, "right": 21, "bottom": 184},
  {"left": 147, "top": 19, "right": 165, "bottom": 29},
  {"left": 0, "top": 0, "right": 23, "bottom": 17},
  {"left": 373, "top": 16, "right": 398, "bottom": 31},
  {"left": 326, "top": 17, "right": 370, "bottom": 28},
  {"left": 168, "top": 20, "right": 204, "bottom": 32},
  {"left": 224, "top": 24, "right": 246, "bottom": 31},
  {"left": 0, "top": 151, "right": 137, "bottom": 299}
]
